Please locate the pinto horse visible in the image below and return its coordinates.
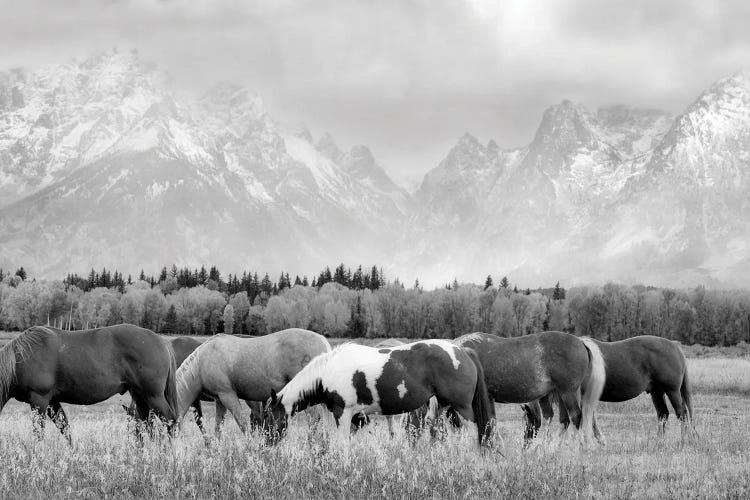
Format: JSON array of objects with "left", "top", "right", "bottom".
[
  {"left": 263, "top": 340, "right": 495, "bottom": 447},
  {"left": 175, "top": 328, "right": 330, "bottom": 437},
  {"left": 0, "top": 324, "right": 178, "bottom": 443},
  {"left": 522, "top": 335, "right": 696, "bottom": 444},
  {"left": 454, "top": 331, "right": 606, "bottom": 444}
]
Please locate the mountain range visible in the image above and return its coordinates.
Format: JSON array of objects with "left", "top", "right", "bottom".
[{"left": 1, "top": 50, "right": 749, "bottom": 287}]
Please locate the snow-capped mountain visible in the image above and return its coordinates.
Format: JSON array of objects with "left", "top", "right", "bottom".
[
  {"left": 1, "top": 50, "right": 749, "bottom": 287},
  {"left": 412, "top": 72, "right": 750, "bottom": 287},
  {"left": 0, "top": 51, "right": 408, "bottom": 277}
]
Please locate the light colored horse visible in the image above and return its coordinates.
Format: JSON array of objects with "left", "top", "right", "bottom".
[
  {"left": 264, "top": 340, "right": 495, "bottom": 447},
  {"left": 175, "top": 328, "right": 330, "bottom": 437}
]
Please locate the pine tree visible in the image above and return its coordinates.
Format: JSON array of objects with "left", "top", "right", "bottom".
[
  {"left": 209, "top": 266, "right": 221, "bottom": 283},
  {"left": 88, "top": 268, "right": 97, "bottom": 290},
  {"left": 294, "top": 275, "right": 303, "bottom": 286},
  {"left": 552, "top": 282, "right": 566, "bottom": 300},
  {"left": 163, "top": 305, "right": 177, "bottom": 334},
  {"left": 333, "top": 264, "right": 347, "bottom": 286},
  {"left": 14, "top": 267, "right": 26, "bottom": 281},
  {"left": 484, "top": 275, "right": 493, "bottom": 290},
  {"left": 159, "top": 267, "right": 168, "bottom": 283},
  {"left": 500, "top": 276, "right": 510, "bottom": 289},
  {"left": 369, "top": 266, "right": 380, "bottom": 290},
  {"left": 352, "top": 265, "right": 364, "bottom": 290},
  {"left": 346, "top": 295, "right": 367, "bottom": 338},
  {"left": 139, "top": 269, "right": 146, "bottom": 282},
  {"left": 302, "top": 275, "right": 309, "bottom": 287}
]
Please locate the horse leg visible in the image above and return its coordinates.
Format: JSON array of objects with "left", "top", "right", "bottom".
[
  {"left": 429, "top": 405, "right": 448, "bottom": 442},
  {"left": 665, "top": 388, "right": 693, "bottom": 444},
  {"left": 132, "top": 395, "right": 153, "bottom": 444},
  {"left": 192, "top": 400, "right": 206, "bottom": 436},
  {"left": 557, "top": 391, "right": 583, "bottom": 444},
  {"left": 47, "top": 401, "right": 72, "bottom": 446},
  {"left": 30, "top": 405, "right": 47, "bottom": 441},
  {"left": 404, "top": 405, "right": 428, "bottom": 444},
  {"left": 28, "top": 393, "right": 51, "bottom": 441},
  {"left": 592, "top": 412, "right": 606, "bottom": 446},
  {"left": 246, "top": 400, "right": 263, "bottom": 430},
  {"left": 650, "top": 390, "right": 670, "bottom": 437},
  {"left": 216, "top": 392, "right": 248, "bottom": 434},
  {"left": 214, "top": 400, "right": 227, "bottom": 439},
  {"left": 522, "top": 401, "right": 543, "bottom": 447},
  {"left": 335, "top": 407, "right": 354, "bottom": 445}
]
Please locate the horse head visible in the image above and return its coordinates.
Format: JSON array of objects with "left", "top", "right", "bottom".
[{"left": 261, "top": 389, "right": 288, "bottom": 445}]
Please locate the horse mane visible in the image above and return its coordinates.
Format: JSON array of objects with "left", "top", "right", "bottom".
[
  {"left": 455, "top": 332, "right": 487, "bottom": 346},
  {"left": 175, "top": 336, "right": 218, "bottom": 418},
  {"left": 0, "top": 326, "right": 55, "bottom": 402},
  {"left": 278, "top": 343, "right": 351, "bottom": 409}
]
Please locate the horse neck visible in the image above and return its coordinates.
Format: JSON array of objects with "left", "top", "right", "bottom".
[
  {"left": 175, "top": 356, "right": 204, "bottom": 420},
  {"left": 279, "top": 347, "right": 345, "bottom": 414}
]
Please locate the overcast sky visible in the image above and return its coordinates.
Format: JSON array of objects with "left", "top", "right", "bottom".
[{"left": 1, "top": 0, "right": 749, "bottom": 187}]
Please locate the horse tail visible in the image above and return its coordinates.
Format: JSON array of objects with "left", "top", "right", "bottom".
[
  {"left": 680, "top": 355, "right": 694, "bottom": 424},
  {"left": 163, "top": 340, "right": 179, "bottom": 422},
  {"left": 465, "top": 347, "right": 495, "bottom": 446},
  {"left": 579, "top": 337, "right": 606, "bottom": 444}
]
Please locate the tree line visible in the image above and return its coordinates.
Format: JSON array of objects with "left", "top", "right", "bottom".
[{"left": 0, "top": 266, "right": 749, "bottom": 346}]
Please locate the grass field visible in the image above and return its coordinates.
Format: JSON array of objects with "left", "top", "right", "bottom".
[
  {"left": 0, "top": 359, "right": 747, "bottom": 498},
  {"left": 0, "top": 332, "right": 748, "bottom": 498}
]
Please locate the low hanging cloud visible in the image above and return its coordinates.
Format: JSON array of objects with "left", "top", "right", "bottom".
[{"left": 1, "top": 0, "right": 749, "bottom": 185}]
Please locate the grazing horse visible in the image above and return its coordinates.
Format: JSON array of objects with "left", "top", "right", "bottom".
[
  {"left": 455, "top": 331, "right": 606, "bottom": 444},
  {"left": 123, "top": 336, "right": 211, "bottom": 432},
  {"left": 175, "top": 328, "right": 330, "bottom": 437},
  {"left": 0, "top": 324, "right": 178, "bottom": 443},
  {"left": 522, "top": 335, "right": 696, "bottom": 444},
  {"left": 263, "top": 340, "right": 495, "bottom": 447}
]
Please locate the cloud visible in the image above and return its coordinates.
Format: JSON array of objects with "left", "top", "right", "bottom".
[{"left": 1, "top": 0, "right": 749, "bottom": 184}]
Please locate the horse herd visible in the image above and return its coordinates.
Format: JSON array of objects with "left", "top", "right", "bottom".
[{"left": 0, "top": 324, "right": 696, "bottom": 450}]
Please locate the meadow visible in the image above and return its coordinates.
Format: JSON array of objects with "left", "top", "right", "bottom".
[{"left": 0, "top": 348, "right": 748, "bottom": 499}]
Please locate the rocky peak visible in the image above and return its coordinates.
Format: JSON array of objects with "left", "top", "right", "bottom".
[{"left": 316, "top": 132, "right": 342, "bottom": 161}]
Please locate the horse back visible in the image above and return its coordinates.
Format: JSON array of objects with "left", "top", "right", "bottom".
[
  {"left": 459, "top": 331, "right": 589, "bottom": 402},
  {"left": 596, "top": 335, "right": 686, "bottom": 401}
]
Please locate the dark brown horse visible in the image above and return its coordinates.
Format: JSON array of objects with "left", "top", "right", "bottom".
[
  {"left": 522, "top": 335, "right": 696, "bottom": 444},
  {"left": 123, "top": 336, "right": 210, "bottom": 432},
  {"left": 0, "top": 324, "right": 178, "bottom": 443},
  {"left": 455, "top": 331, "right": 606, "bottom": 444}
]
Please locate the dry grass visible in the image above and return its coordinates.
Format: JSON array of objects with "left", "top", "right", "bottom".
[
  {"left": 687, "top": 358, "right": 750, "bottom": 397},
  {"left": 0, "top": 386, "right": 748, "bottom": 498}
]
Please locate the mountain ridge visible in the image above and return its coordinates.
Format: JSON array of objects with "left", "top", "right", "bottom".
[{"left": 1, "top": 51, "right": 749, "bottom": 287}]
